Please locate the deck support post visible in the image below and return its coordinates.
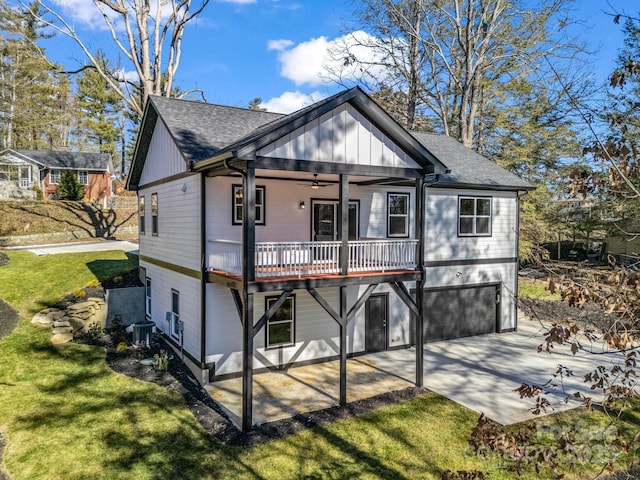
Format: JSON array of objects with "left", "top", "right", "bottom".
[
  {"left": 338, "top": 174, "right": 349, "bottom": 275},
  {"left": 241, "top": 292, "right": 254, "bottom": 431},
  {"left": 415, "top": 177, "right": 425, "bottom": 388},
  {"left": 241, "top": 165, "right": 256, "bottom": 430},
  {"left": 339, "top": 286, "right": 347, "bottom": 405}
]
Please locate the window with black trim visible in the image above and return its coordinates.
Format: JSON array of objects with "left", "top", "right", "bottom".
[
  {"left": 232, "top": 184, "right": 265, "bottom": 225},
  {"left": 139, "top": 195, "right": 145, "bottom": 235},
  {"left": 170, "top": 289, "right": 180, "bottom": 339},
  {"left": 145, "top": 277, "right": 151, "bottom": 317},
  {"left": 387, "top": 192, "right": 409, "bottom": 238},
  {"left": 458, "top": 196, "right": 492, "bottom": 236},
  {"left": 151, "top": 193, "right": 158, "bottom": 235},
  {"left": 265, "top": 295, "right": 295, "bottom": 348}
]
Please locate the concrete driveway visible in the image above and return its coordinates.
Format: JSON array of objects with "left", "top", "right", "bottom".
[
  {"left": 10, "top": 240, "right": 139, "bottom": 256},
  {"left": 207, "top": 318, "right": 623, "bottom": 428},
  {"left": 422, "top": 318, "right": 623, "bottom": 424}
]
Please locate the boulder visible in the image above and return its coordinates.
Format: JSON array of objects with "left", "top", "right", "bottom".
[
  {"left": 31, "top": 309, "right": 60, "bottom": 325},
  {"left": 51, "top": 333, "right": 73, "bottom": 345},
  {"left": 51, "top": 326, "right": 73, "bottom": 335},
  {"left": 68, "top": 301, "right": 95, "bottom": 312},
  {"left": 53, "top": 320, "right": 71, "bottom": 328},
  {"left": 68, "top": 317, "right": 85, "bottom": 332}
]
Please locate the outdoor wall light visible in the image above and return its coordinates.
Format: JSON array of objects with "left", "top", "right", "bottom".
[{"left": 299, "top": 201, "right": 306, "bottom": 209}]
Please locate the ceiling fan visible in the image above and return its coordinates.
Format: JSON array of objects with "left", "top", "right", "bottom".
[{"left": 299, "top": 173, "right": 332, "bottom": 189}]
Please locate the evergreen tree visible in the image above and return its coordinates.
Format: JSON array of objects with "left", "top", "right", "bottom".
[
  {"left": 56, "top": 170, "right": 84, "bottom": 200},
  {"left": 0, "top": 0, "right": 74, "bottom": 149},
  {"left": 77, "top": 52, "right": 123, "bottom": 172}
]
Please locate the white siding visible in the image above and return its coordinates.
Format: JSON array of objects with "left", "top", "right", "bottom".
[
  {"left": 205, "top": 176, "right": 415, "bottom": 243},
  {"left": 139, "top": 120, "right": 186, "bottom": 186},
  {"left": 205, "top": 283, "right": 414, "bottom": 376},
  {"left": 141, "top": 262, "right": 202, "bottom": 360},
  {"left": 425, "top": 188, "right": 517, "bottom": 261},
  {"left": 139, "top": 174, "right": 201, "bottom": 271},
  {"left": 206, "top": 286, "right": 363, "bottom": 376},
  {"left": 424, "top": 263, "right": 518, "bottom": 331},
  {"left": 257, "top": 104, "right": 420, "bottom": 169}
]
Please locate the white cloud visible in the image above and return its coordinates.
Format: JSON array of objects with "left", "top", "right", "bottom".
[
  {"left": 52, "top": 0, "right": 180, "bottom": 31},
  {"left": 261, "top": 90, "right": 327, "bottom": 114},
  {"left": 115, "top": 69, "right": 139, "bottom": 83},
  {"left": 270, "top": 31, "right": 391, "bottom": 87},
  {"left": 267, "top": 39, "right": 294, "bottom": 52}
]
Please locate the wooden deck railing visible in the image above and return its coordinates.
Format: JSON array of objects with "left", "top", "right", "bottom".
[{"left": 208, "top": 239, "right": 418, "bottom": 278}]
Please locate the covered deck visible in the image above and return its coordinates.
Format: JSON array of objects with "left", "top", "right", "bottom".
[{"left": 207, "top": 238, "right": 420, "bottom": 289}]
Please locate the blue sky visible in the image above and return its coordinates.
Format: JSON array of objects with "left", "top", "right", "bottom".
[{"left": 41, "top": 0, "right": 638, "bottom": 113}]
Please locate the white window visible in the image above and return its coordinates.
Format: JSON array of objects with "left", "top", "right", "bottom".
[
  {"left": 232, "top": 184, "right": 265, "bottom": 225},
  {"left": 145, "top": 277, "right": 151, "bottom": 318},
  {"left": 266, "top": 296, "right": 295, "bottom": 348},
  {"left": 77, "top": 171, "right": 88, "bottom": 185},
  {"left": 170, "top": 289, "right": 180, "bottom": 339},
  {"left": 459, "top": 196, "right": 492, "bottom": 236},
  {"left": 49, "top": 169, "right": 62, "bottom": 185},
  {"left": 387, "top": 193, "right": 409, "bottom": 238}
]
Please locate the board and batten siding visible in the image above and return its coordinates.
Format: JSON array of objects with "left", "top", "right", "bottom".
[
  {"left": 257, "top": 104, "right": 421, "bottom": 169},
  {"left": 206, "top": 285, "right": 370, "bottom": 376},
  {"left": 139, "top": 119, "right": 186, "bottom": 186},
  {"left": 139, "top": 174, "right": 201, "bottom": 272},
  {"left": 205, "top": 176, "right": 415, "bottom": 244},
  {"left": 424, "top": 188, "right": 517, "bottom": 262},
  {"left": 141, "top": 262, "right": 201, "bottom": 359}
]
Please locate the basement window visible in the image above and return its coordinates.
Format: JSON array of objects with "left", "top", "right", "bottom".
[{"left": 265, "top": 295, "right": 295, "bottom": 348}]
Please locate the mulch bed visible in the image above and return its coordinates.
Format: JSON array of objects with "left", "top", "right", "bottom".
[{"left": 99, "top": 329, "right": 426, "bottom": 446}]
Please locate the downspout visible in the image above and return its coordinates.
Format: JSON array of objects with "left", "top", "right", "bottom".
[
  {"left": 199, "top": 168, "right": 207, "bottom": 379},
  {"left": 514, "top": 190, "right": 528, "bottom": 331}
]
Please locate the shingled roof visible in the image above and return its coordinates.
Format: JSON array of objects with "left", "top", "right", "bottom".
[
  {"left": 127, "top": 89, "right": 531, "bottom": 192},
  {"left": 411, "top": 132, "right": 534, "bottom": 191},
  {"left": 14, "top": 150, "right": 112, "bottom": 171}
]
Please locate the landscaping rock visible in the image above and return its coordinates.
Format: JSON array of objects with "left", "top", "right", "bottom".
[
  {"left": 41, "top": 297, "right": 109, "bottom": 345},
  {"left": 51, "top": 326, "right": 73, "bottom": 335},
  {"left": 31, "top": 308, "right": 62, "bottom": 325},
  {"left": 51, "top": 333, "right": 73, "bottom": 345}
]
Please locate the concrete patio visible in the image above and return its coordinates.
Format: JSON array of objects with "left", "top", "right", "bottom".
[{"left": 205, "top": 318, "right": 624, "bottom": 428}]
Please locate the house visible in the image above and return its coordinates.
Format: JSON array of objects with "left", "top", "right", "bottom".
[
  {"left": 126, "top": 87, "right": 534, "bottom": 430},
  {"left": 0, "top": 149, "right": 114, "bottom": 206}
]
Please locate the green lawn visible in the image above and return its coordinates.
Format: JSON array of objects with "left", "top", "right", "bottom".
[{"left": 0, "top": 250, "right": 634, "bottom": 479}]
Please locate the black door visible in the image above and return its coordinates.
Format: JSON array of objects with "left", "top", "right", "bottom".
[
  {"left": 366, "top": 294, "right": 388, "bottom": 352},
  {"left": 423, "top": 285, "right": 499, "bottom": 342}
]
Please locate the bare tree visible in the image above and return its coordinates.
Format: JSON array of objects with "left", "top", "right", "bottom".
[
  {"left": 33, "top": 0, "right": 209, "bottom": 117},
  {"left": 331, "top": 0, "right": 583, "bottom": 148}
]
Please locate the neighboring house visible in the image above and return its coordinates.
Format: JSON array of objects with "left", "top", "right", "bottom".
[
  {"left": 0, "top": 149, "right": 114, "bottom": 206},
  {"left": 126, "top": 87, "right": 534, "bottom": 430}
]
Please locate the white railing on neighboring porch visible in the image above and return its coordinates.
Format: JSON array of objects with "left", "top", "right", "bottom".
[{"left": 208, "top": 239, "right": 418, "bottom": 278}]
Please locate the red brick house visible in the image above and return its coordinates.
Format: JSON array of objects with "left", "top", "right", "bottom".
[{"left": 0, "top": 149, "right": 114, "bottom": 206}]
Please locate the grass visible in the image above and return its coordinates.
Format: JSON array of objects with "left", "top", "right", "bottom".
[
  {"left": 0, "top": 200, "right": 137, "bottom": 239},
  {"left": 0, "top": 249, "right": 637, "bottom": 479},
  {"left": 519, "top": 277, "right": 560, "bottom": 301}
]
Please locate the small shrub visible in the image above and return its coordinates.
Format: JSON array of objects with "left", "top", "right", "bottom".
[
  {"left": 31, "top": 185, "right": 43, "bottom": 200},
  {"left": 86, "top": 279, "right": 100, "bottom": 288},
  {"left": 113, "top": 275, "right": 123, "bottom": 285},
  {"left": 154, "top": 349, "right": 169, "bottom": 371},
  {"left": 86, "top": 322, "right": 103, "bottom": 340},
  {"left": 116, "top": 341, "right": 128, "bottom": 353},
  {"left": 73, "top": 288, "right": 86, "bottom": 298},
  {"left": 111, "top": 314, "right": 123, "bottom": 330}
]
